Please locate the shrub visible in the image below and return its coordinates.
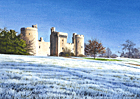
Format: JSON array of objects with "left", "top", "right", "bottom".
[
  {"left": 78, "top": 54, "right": 86, "bottom": 57},
  {"left": 70, "top": 52, "right": 74, "bottom": 56},
  {"left": 65, "top": 54, "right": 69, "bottom": 57}
]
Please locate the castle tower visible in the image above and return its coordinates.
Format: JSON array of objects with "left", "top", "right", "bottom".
[
  {"left": 50, "top": 27, "right": 68, "bottom": 56},
  {"left": 50, "top": 27, "right": 57, "bottom": 56},
  {"left": 21, "top": 24, "right": 38, "bottom": 55},
  {"left": 73, "top": 34, "right": 84, "bottom": 56}
]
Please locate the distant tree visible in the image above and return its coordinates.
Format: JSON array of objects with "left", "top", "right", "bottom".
[
  {"left": 0, "top": 28, "right": 30, "bottom": 55},
  {"left": 110, "top": 54, "right": 118, "bottom": 58},
  {"left": 121, "top": 40, "right": 136, "bottom": 58},
  {"left": 105, "top": 47, "right": 112, "bottom": 58},
  {"left": 85, "top": 39, "right": 106, "bottom": 59},
  {"left": 120, "top": 51, "right": 124, "bottom": 57},
  {"left": 59, "top": 47, "right": 74, "bottom": 57},
  {"left": 131, "top": 48, "right": 139, "bottom": 58},
  {"left": 63, "top": 47, "right": 71, "bottom": 57}
]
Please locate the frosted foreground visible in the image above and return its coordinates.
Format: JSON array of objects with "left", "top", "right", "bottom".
[{"left": 0, "top": 54, "right": 140, "bottom": 99}]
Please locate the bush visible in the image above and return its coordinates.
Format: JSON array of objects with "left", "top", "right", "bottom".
[
  {"left": 70, "top": 52, "right": 74, "bottom": 56},
  {"left": 65, "top": 54, "right": 69, "bottom": 57},
  {"left": 78, "top": 54, "right": 86, "bottom": 57},
  {"left": 59, "top": 47, "right": 74, "bottom": 57},
  {"left": 110, "top": 54, "right": 118, "bottom": 58}
]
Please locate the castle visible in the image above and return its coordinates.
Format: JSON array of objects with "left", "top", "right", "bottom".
[{"left": 21, "top": 24, "right": 84, "bottom": 56}]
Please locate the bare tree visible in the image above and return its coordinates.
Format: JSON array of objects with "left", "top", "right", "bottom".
[
  {"left": 85, "top": 39, "right": 106, "bottom": 59},
  {"left": 106, "top": 47, "right": 112, "bottom": 58},
  {"left": 132, "top": 48, "right": 139, "bottom": 58},
  {"left": 122, "top": 40, "right": 135, "bottom": 58}
]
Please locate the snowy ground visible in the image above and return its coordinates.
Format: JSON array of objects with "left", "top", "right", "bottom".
[{"left": 0, "top": 54, "right": 140, "bottom": 99}]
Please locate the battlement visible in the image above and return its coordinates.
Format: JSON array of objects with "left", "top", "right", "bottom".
[
  {"left": 58, "top": 32, "right": 68, "bottom": 37},
  {"left": 32, "top": 24, "right": 37, "bottom": 28},
  {"left": 75, "top": 34, "right": 84, "bottom": 38},
  {"left": 39, "top": 37, "right": 44, "bottom": 42},
  {"left": 67, "top": 43, "right": 74, "bottom": 45},
  {"left": 26, "top": 27, "right": 38, "bottom": 30}
]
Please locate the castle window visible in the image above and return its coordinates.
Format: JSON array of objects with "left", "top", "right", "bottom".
[
  {"left": 81, "top": 46, "right": 83, "bottom": 48},
  {"left": 29, "top": 41, "right": 30, "bottom": 43},
  {"left": 62, "top": 39, "right": 63, "bottom": 41},
  {"left": 39, "top": 46, "right": 40, "bottom": 48},
  {"left": 29, "top": 33, "right": 30, "bottom": 35},
  {"left": 62, "top": 47, "right": 64, "bottom": 50},
  {"left": 78, "top": 41, "right": 79, "bottom": 43}
]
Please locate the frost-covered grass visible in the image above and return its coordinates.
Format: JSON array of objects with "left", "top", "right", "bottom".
[{"left": 0, "top": 54, "right": 140, "bottom": 99}]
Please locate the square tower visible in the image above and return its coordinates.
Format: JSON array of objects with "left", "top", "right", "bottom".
[{"left": 50, "top": 27, "right": 68, "bottom": 56}]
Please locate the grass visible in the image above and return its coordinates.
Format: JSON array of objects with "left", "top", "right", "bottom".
[{"left": 84, "top": 58, "right": 122, "bottom": 61}]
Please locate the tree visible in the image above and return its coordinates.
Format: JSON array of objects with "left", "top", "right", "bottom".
[
  {"left": 110, "top": 54, "right": 118, "bottom": 58},
  {"left": 106, "top": 47, "right": 112, "bottom": 58},
  {"left": 85, "top": 39, "right": 106, "bottom": 59},
  {"left": 121, "top": 40, "right": 135, "bottom": 58},
  {"left": 0, "top": 28, "right": 30, "bottom": 55},
  {"left": 59, "top": 47, "right": 74, "bottom": 57},
  {"left": 131, "top": 48, "right": 139, "bottom": 58}
]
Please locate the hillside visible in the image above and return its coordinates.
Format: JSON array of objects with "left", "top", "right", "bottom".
[{"left": 0, "top": 54, "right": 140, "bottom": 98}]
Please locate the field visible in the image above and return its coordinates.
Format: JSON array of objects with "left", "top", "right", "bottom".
[{"left": 0, "top": 54, "right": 140, "bottom": 99}]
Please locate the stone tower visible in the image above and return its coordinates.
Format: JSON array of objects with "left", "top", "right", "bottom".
[
  {"left": 21, "top": 24, "right": 38, "bottom": 55},
  {"left": 72, "top": 33, "right": 84, "bottom": 56},
  {"left": 50, "top": 27, "right": 68, "bottom": 56}
]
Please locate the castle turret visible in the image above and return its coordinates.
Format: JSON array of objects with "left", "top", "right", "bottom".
[
  {"left": 32, "top": 24, "right": 37, "bottom": 28},
  {"left": 21, "top": 24, "right": 38, "bottom": 55},
  {"left": 51, "top": 27, "right": 55, "bottom": 32},
  {"left": 73, "top": 34, "right": 84, "bottom": 56},
  {"left": 39, "top": 37, "right": 44, "bottom": 42},
  {"left": 72, "top": 33, "right": 77, "bottom": 43}
]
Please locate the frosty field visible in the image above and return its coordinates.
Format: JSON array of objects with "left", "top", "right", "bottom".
[{"left": 0, "top": 54, "right": 140, "bottom": 99}]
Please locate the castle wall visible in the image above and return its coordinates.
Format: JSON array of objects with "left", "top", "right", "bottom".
[
  {"left": 38, "top": 38, "right": 50, "bottom": 56},
  {"left": 21, "top": 25, "right": 38, "bottom": 55},
  {"left": 66, "top": 43, "right": 74, "bottom": 53}
]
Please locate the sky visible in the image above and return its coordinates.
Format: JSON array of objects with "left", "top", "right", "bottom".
[{"left": 0, "top": 0, "right": 140, "bottom": 55}]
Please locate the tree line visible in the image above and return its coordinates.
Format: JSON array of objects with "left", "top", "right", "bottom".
[
  {"left": 84, "top": 39, "right": 140, "bottom": 59},
  {"left": 120, "top": 40, "right": 140, "bottom": 58}
]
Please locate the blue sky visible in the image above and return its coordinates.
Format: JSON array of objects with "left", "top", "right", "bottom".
[{"left": 0, "top": 0, "right": 140, "bottom": 55}]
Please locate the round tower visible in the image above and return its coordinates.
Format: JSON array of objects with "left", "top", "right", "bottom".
[
  {"left": 75, "top": 35, "right": 84, "bottom": 56},
  {"left": 21, "top": 24, "right": 38, "bottom": 55}
]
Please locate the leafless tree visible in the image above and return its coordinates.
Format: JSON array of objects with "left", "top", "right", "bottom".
[
  {"left": 122, "top": 40, "right": 135, "bottom": 58},
  {"left": 105, "top": 47, "right": 112, "bottom": 58}
]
